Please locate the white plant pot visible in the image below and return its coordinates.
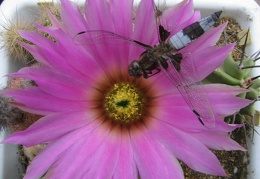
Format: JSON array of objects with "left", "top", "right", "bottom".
[{"left": 0, "top": 0, "right": 259, "bottom": 178}]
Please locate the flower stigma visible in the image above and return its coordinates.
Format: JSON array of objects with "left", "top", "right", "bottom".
[{"left": 104, "top": 82, "right": 145, "bottom": 124}]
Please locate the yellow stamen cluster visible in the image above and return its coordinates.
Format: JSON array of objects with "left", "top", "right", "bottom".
[{"left": 104, "top": 83, "right": 144, "bottom": 124}]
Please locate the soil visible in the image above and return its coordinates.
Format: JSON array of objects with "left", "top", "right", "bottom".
[{"left": 180, "top": 127, "right": 249, "bottom": 179}]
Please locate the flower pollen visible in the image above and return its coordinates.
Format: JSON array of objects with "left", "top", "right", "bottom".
[{"left": 104, "top": 83, "right": 144, "bottom": 124}]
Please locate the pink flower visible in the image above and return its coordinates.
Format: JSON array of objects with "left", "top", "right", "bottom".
[{"left": 2, "top": 0, "right": 251, "bottom": 178}]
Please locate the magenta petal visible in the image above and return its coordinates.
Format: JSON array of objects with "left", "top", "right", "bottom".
[
  {"left": 205, "top": 84, "right": 252, "bottom": 116},
  {"left": 194, "top": 44, "right": 235, "bottom": 81},
  {"left": 36, "top": 25, "right": 102, "bottom": 82},
  {"left": 169, "top": 10, "right": 200, "bottom": 36},
  {"left": 156, "top": 93, "right": 186, "bottom": 106},
  {"left": 84, "top": 0, "right": 114, "bottom": 31},
  {"left": 113, "top": 128, "right": 138, "bottom": 179},
  {"left": 148, "top": 72, "right": 180, "bottom": 97},
  {"left": 152, "top": 104, "right": 244, "bottom": 133},
  {"left": 44, "top": 139, "right": 94, "bottom": 178},
  {"left": 2, "top": 87, "right": 88, "bottom": 115},
  {"left": 44, "top": 137, "right": 88, "bottom": 178},
  {"left": 23, "top": 122, "right": 100, "bottom": 179},
  {"left": 82, "top": 0, "right": 134, "bottom": 70},
  {"left": 205, "top": 84, "right": 249, "bottom": 94},
  {"left": 45, "top": 121, "right": 115, "bottom": 178},
  {"left": 3, "top": 110, "right": 95, "bottom": 147},
  {"left": 133, "top": 0, "right": 157, "bottom": 45},
  {"left": 18, "top": 30, "right": 60, "bottom": 65},
  {"left": 84, "top": 126, "right": 120, "bottom": 178},
  {"left": 19, "top": 30, "right": 52, "bottom": 48},
  {"left": 150, "top": 121, "right": 227, "bottom": 176},
  {"left": 109, "top": 0, "right": 133, "bottom": 37},
  {"left": 192, "top": 132, "right": 246, "bottom": 151},
  {"left": 109, "top": 0, "right": 134, "bottom": 68},
  {"left": 20, "top": 31, "right": 99, "bottom": 84},
  {"left": 211, "top": 94, "right": 252, "bottom": 116},
  {"left": 151, "top": 105, "right": 206, "bottom": 129},
  {"left": 47, "top": 10, "right": 62, "bottom": 29},
  {"left": 19, "top": 30, "right": 99, "bottom": 82},
  {"left": 18, "top": 35, "right": 87, "bottom": 81},
  {"left": 161, "top": 0, "right": 197, "bottom": 35},
  {"left": 152, "top": 82, "right": 251, "bottom": 130},
  {"left": 60, "top": 0, "right": 87, "bottom": 36},
  {"left": 18, "top": 42, "right": 50, "bottom": 66},
  {"left": 10, "top": 67, "right": 92, "bottom": 100},
  {"left": 131, "top": 125, "right": 184, "bottom": 179},
  {"left": 129, "top": 0, "right": 158, "bottom": 60},
  {"left": 79, "top": 1, "right": 127, "bottom": 75}
]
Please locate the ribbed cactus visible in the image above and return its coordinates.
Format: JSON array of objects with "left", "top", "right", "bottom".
[
  {"left": 0, "top": 2, "right": 61, "bottom": 64},
  {"left": 0, "top": 18, "right": 35, "bottom": 63},
  {"left": 204, "top": 52, "right": 260, "bottom": 125}
]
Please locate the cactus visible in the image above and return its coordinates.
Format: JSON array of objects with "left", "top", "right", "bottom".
[{"left": 204, "top": 26, "right": 260, "bottom": 125}]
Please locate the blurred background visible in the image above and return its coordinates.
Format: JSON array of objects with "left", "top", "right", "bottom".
[{"left": 0, "top": 0, "right": 259, "bottom": 5}]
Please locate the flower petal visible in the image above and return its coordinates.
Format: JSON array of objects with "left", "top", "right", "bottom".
[
  {"left": 44, "top": 136, "right": 89, "bottom": 178},
  {"left": 161, "top": 0, "right": 197, "bottom": 35},
  {"left": 129, "top": 0, "right": 157, "bottom": 60},
  {"left": 150, "top": 120, "right": 227, "bottom": 176},
  {"left": 158, "top": 84, "right": 252, "bottom": 118},
  {"left": 19, "top": 32, "right": 90, "bottom": 81},
  {"left": 194, "top": 44, "right": 235, "bottom": 81},
  {"left": 79, "top": 0, "right": 135, "bottom": 71},
  {"left": 24, "top": 121, "right": 101, "bottom": 179},
  {"left": 151, "top": 104, "right": 242, "bottom": 133},
  {"left": 133, "top": 0, "right": 157, "bottom": 45},
  {"left": 110, "top": 0, "right": 133, "bottom": 37},
  {"left": 205, "top": 84, "right": 249, "bottom": 94},
  {"left": 84, "top": 0, "right": 114, "bottom": 31},
  {"left": 109, "top": 0, "right": 134, "bottom": 68},
  {"left": 3, "top": 110, "right": 95, "bottom": 147},
  {"left": 45, "top": 121, "right": 118, "bottom": 178},
  {"left": 60, "top": 0, "right": 87, "bottom": 36},
  {"left": 205, "top": 84, "right": 252, "bottom": 116},
  {"left": 192, "top": 132, "right": 246, "bottom": 151},
  {"left": 2, "top": 87, "right": 88, "bottom": 115},
  {"left": 211, "top": 95, "right": 252, "bottom": 116},
  {"left": 84, "top": 125, "right": 120, "bottom": 178},
  {"left": 131, "top": 125, "right": 184, "bottom": 179},
  {"left": 170, "top": 10, "right": 200, "bottom": 35},
  {"left": 20, "top": 29, "right": 103, "bottom": 84},
  {"left": 10, "top": 67, "right": 93, "bottom": 100},
  {"left": 113, "top": 128, "right": 138, "bottom": 179}
]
